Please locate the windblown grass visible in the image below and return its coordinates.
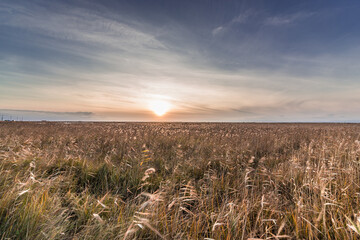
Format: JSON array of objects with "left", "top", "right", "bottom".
[{"left": 1, "top": 122, "right": 360, "bottom": 239}]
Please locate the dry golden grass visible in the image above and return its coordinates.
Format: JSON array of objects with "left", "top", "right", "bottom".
[{"left": 1, "top": 122, "right": 360, "bottom": 239}]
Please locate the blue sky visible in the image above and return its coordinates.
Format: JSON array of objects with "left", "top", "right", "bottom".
[{"left": 1, "top": 0, "right": 360, "bottom": 121}]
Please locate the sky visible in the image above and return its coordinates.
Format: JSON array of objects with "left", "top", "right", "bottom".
[{"left": 1, "top": 0, "right": 360, "bottom": 122}]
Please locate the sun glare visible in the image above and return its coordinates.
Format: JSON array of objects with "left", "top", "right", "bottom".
[{"left": 149, "top": 100, "right": 171, "bottom": 116}]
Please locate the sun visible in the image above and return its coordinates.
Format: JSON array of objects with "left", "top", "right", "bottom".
[{"left": 149, "top": 100, "right": 171, "bottom": 116}]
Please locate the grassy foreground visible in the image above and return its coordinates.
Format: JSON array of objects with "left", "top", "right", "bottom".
[{"left": 1, "top": 122, "right": 360, "bottom": 239}]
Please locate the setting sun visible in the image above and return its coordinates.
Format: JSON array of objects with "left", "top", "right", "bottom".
[{"left": 149, "top": 100, "right": 171, "bottom": 116}]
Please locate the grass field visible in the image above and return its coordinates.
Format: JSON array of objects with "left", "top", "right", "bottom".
[{"left": 1, "top": 122, "right": 360, "bottom": 239}]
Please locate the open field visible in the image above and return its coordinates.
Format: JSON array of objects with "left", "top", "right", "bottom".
[{"left": 1, "top": 122, "right": 360, "bottom": 239}]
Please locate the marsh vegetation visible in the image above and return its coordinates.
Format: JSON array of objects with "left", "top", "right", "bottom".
[{"left": 1, "top": 122, "right": 360, "bottom": 239}]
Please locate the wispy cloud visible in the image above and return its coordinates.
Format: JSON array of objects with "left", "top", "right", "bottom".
[
  {"left": 264, "top": 12, "right": 315, "bottom": 26},
  {"left": 0, "top": 2, "right": 164, "bottom": 50},
  {"left": 212, "top": 26, "right": 224, "bottom": 36},
  {"left": 212, "top": 10, "right": 255, "bottom": 36}
]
